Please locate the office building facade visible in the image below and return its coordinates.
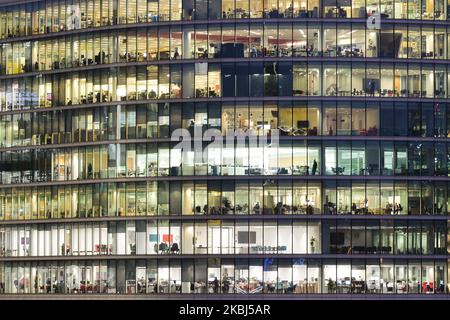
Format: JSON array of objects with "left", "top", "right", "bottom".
[{"left": 0, "top": 0, "right": 449, "bottom": 298}]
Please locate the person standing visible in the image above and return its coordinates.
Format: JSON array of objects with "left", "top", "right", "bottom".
[
  {"left": 312, "top": 159, "right": 318, "bottom": 175},
  {"left": 173, "top": 47, "right": 180, "bottom": 59},
  {"left": 213, "top": 277, "right": 219, "bottom": 293},
  {"left": 369, "top": 79, "right": 376, "bottom": 96}
]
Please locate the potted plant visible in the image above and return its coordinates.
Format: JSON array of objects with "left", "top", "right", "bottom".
[
  {"left": 327, "top": 278, "right": 336, "bottom": 293},
  {"left": 310, "top": 236, "right": 316, "bottom": 253}
]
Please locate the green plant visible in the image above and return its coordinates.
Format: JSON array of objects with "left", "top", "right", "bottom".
[{"left": 327, "top": 278, "right": 336, "bottom": 293}]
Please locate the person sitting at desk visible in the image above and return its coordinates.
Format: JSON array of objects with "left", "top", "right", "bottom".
[
  {"left": 222, "top": 276, "right": 230, "bottom": 293},
  {"left": 385, "top": 202, "right": 393, "bottom": 214},
  {"left": 325, "top": 8, "right": 334, "bottom": 17},
  {"left": 253, "top": 202, "right": 261, "bottom": 214},
  {"left": 222, "top": 199, "right": 233, "bottom": 214},
  {"left": 273, "top": 44, "right": 279, "bottom": 57},
  {"left": 275, "top": 202, "right": 283, "bottom": 214},
  {"left": 250, "top": 46, "right": 258, "bottom": 57},
  {"left": 352, "top": 202, "right": 358, "bottom": 214}
]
